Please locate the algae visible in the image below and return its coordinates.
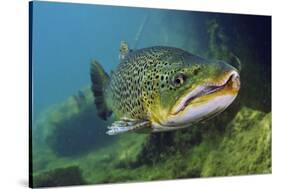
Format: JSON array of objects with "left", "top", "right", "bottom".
[
  {"left": 201, "top": 108, "right": 271, "bottom": 176},
  {"left": 32, "top": 166, "right": 86, "bottom": 187}
]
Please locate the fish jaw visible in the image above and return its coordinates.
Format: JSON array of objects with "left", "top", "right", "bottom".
[
  {"left": 158, "top": 70, "right": 240, "bottom": 128},
  {"left": 150, "top": 94, "right": 237, "bottom": 132},
  {"left": 165, "top": 94, "right": 237, "bottom": 127}
]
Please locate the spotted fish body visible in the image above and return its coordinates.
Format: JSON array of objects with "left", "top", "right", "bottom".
[
  {"left": 91, "top": 45, "right": 240, "bottom": 135},
  {"left": 107, "top": 47, "right": 202, "bottom": 120}
]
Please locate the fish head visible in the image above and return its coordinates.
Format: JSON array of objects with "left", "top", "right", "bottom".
[{"left": 150, "top": 52, "right": 240, "bottom": 131}]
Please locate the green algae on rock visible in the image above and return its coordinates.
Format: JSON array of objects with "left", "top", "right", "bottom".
[
  {"left": 32, "top": 166, "right": 86, "bottom": 187},
  {"left": 201, "top": 107, "right": 271, "bottom": 176}
]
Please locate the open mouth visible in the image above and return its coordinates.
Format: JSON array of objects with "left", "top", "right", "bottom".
[{"left": 172, "top": 71, "right": 240, "bottom": 115}]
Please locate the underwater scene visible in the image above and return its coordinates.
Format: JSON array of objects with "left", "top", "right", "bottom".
[{"left": 30, "top": 1, "right": 272, "bottom": 188}]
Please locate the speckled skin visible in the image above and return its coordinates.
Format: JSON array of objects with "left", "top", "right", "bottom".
[{"left": 105, "top": 46, "right": 208, "bottom": 122}]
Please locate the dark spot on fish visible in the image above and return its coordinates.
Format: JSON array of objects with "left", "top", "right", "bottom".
[{"left": 194, "top": 67, "right": 200, "bottom": 75}]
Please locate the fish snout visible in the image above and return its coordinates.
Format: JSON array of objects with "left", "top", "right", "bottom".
[
  {"left": 215, "top": 61, "right": 241, "bottom": 92},
  {"left": 229, "top": 71, "right": 240, "bottom": 91}
]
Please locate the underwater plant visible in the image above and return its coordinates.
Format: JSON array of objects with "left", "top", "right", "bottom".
[{"left": 32, "top": 166, "right": 86, "bottom": 187}]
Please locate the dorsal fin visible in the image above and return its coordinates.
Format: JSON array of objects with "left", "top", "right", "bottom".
[{"left": 119, "top": 41, "right": 132, "bottom": 61}]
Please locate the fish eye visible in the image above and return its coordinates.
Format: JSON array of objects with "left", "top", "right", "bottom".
[{"left": 172, "top": 73, "right": 186, "bottom": 87}]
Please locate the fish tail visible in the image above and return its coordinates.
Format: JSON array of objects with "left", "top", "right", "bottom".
[{"left": 90, "top": 60, "right": 112, "bottom": 120}]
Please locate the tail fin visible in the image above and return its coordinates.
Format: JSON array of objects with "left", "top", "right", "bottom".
[{"left": 90, "top": 60, "right": 112, "bottom": 120}]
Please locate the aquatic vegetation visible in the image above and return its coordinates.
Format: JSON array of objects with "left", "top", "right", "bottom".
[
  {"left": 207, "top": 19, "right": 230, "bottom": 60},
  {"left": 201, "top": 108, "right": 271, "bottom": 176},
  {"left": 32, "top": 166, "right": 86, "bottom": 187}
]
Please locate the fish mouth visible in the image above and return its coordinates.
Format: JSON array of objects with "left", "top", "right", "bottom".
[{"left": 171, "top": 71, "right": 240, "bottom": 115}]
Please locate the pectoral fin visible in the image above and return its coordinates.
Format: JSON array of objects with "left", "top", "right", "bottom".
[{"left": 106, "top": 117, "right": 150, "bottom": 135}]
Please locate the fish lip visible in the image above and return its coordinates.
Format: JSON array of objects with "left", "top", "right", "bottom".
[{"left": 171, "top": 71, "right": 240, "bottom": 115}]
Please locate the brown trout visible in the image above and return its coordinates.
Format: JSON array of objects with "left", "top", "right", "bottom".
[{"left": 90, "top": 42, "right": 240, "bottom": 135}]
